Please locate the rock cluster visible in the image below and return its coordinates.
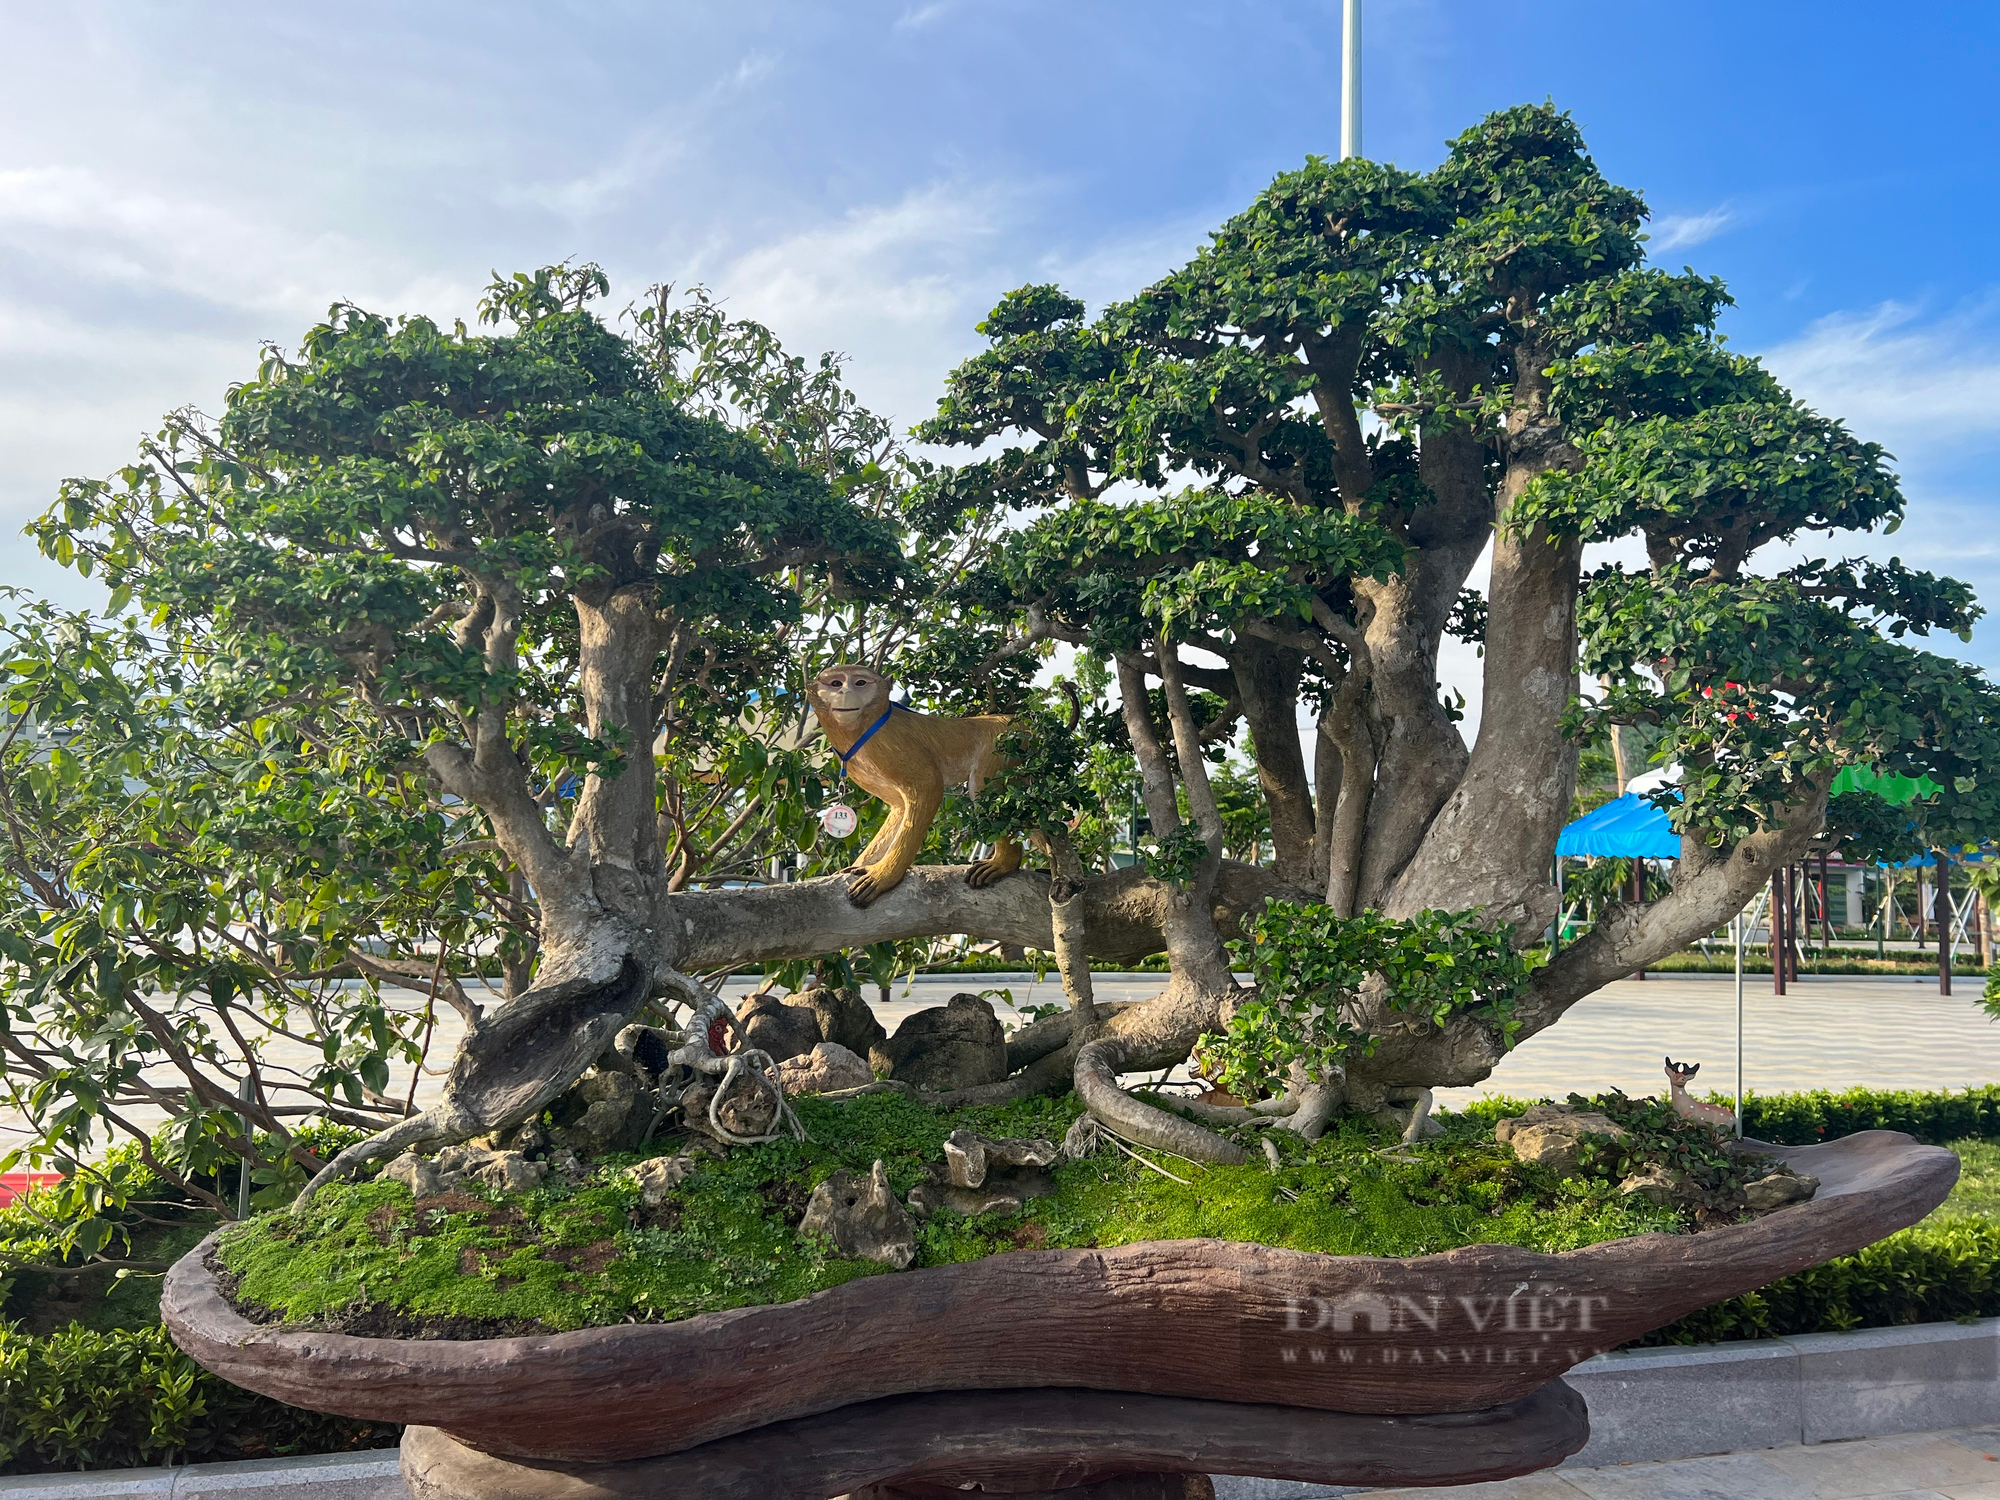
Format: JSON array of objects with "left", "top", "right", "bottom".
[
  {"left": 800, "top": 1161, "right": 916, "bottom": 1269},
  {"left": 1493, "top": 1103, "right": 1628, "bottom": 1175},
  {"left": 730, "top": 985, "right": 889, "bottom": 1066},
  {"left": 382, "top": 1144, "right": 548, "bottom": 1197},
  {"left": 908, "top": 1129, "right": 1060, "bottom": 1218},
  {"left": 1493, "top": 1101, "right": 1820, "bottom": 1219},
  {"left": 870, "top": 993, "right": 1008, "bottom": 1093}
]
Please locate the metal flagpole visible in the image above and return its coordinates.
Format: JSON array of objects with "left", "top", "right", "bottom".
[
  {"left": 1734, "top": 908, "right": 1746, "bottom": 1138},
  {"left": 1733, "top": 886, "right": 1766, "bottom": 1139},
  {"left": 1341, "top": 0, "right": 1363, "bottom": 160}
]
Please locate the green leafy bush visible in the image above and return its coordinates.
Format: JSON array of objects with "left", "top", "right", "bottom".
[
  {"left": 1204, "top": 901, "right": 1529, "bottom": 1100},
  {"left": 1635, "top": 1217, "right": 2000, "bottom": 1346},
  {"left": 1739, "top": 1086, "right": 2000, "bottom": 1145},
  {"left": 1451, "top": 1085, "right": 2000, "bottom": 1147},
  {"left": 0, "top": 1321, "right": 394, "bottom": 1476}
]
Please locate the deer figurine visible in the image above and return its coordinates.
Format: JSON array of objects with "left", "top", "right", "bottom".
[{"left": 1664, "top": 1057, "right": 1736, "bottom": 1132}]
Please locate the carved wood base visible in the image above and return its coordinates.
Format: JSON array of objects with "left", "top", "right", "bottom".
[
  {"left": 165, "top": 1133, "right": 1955, "bottom": 1464},
  {"left": 398, "top": 1381, "right": 1588, "bottom": 1500}
]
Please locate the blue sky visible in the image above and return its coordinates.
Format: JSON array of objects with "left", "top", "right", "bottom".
[{"left": 4, "top": 0, "right": 1998, "bottom": 691}]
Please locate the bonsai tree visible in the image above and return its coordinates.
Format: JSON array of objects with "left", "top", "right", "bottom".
[
  {"left": 903, "top": 103, "right": 2000, "bottom": 1146},
  {"left": 21, "top": 108, "right": 2000, "bottom": 1190}
]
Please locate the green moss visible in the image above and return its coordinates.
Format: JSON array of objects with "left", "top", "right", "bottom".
[{"left": 216, "top": 1092, "right": 1690, "bottom": 1335}]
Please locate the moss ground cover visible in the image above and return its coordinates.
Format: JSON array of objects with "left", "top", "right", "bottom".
[{"left": 218, "top": 1090, "right": 1685, "bottom": 1335}]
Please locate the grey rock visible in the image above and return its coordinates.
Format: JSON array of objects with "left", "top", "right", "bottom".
[
  {"left": 777, "top": 1042, "right": 874, "bottom": 1097},
  {"left": 908, "top": 1129, "right": 1061, "bottom": 1219},
  {"left": 548, "top": 1068, "right": 641, "bottom": 1156},
  {"left": 800, "top": 1160, "right": 916, "bottom": 1269},
  {"left": 681, "top": 1073, "right": 780, "bottom": 1142},
  {"left": 1618, "top": 1164, "right": 1687, "bottom": 1205},
  {"left": 381, "top": 1153, "right": 440, "bottom": 1198},
  {"left": 466, "top": 1151, "right": 548, "bottom": 1194},
  {"left": 1495, "top": 1103, "right": 1627, "bottom": 1176},
  {"left": 870, "top": 993, "right": 1007, "bottom": 1093},
  {"left": 801, "top": 983, "right": 888, "bottom": 1058},
  {"left": 627, "top": 1154, "right": 693, "bottom": 1209},
  {"left": 736, "top": 991, "right": 823, "bottom": 1063},
  {"left": 1742, "top": 1169, "right": 1819, "bottom": 1213},
  {"left": 909, "top": 1169, "right": 1055, "bottom": 1220},
  {"left": 942, "top": 1129, "right": 1060, "bottom": 1189},
  {"left": 392, "top": 1145, "right": 548, "bottom": 1197}
]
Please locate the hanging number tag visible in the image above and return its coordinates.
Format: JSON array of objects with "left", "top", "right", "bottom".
[{"left": 820, "top": 802, "right": 859, "bottom": 839}]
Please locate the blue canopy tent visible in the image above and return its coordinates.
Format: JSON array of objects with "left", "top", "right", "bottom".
[{"left": 1555, "top": 792, "right": 1680, "bottom": 860}]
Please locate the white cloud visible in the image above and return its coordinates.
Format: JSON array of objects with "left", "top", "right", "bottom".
[
  {"left": 702, "top": 179, "right": 1019, "bottom": 422},
  {"left": 1649, "top": 205, "right": 1734, "bottom": 253},
  {"left": 895, "top": 3, "right": 955, "bottom": 29},
  {"left": 0, "top": 165, "right": 457, "bottom": 319},
  {"left": 507, "top": 125, "right": 694, "bottom": 220},
  {"left": 1762, "top": 300, "right": 2000, "bottom": 456}
]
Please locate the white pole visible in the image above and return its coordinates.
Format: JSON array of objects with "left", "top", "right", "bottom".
[
  {"left": 1341, "top": 0, "right": 1363, "bottom": 160},
  {"left": 1733, "top": 909, "right": 1745, "bottom": 1137}
]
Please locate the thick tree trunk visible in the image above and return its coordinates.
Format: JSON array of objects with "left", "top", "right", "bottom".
[
  {"left": 1342, "top": 394, "right": 1492, "bottom": 909},
  {"left": 1383, "top": 518, "right": 1582, "bottom": 935},
  {"left": 1348, "top": 562, "right": 1475, "bottom": 909},
  {"left": 1230, "top": 637, "right": 1316, "bottom": 887},
  {"left": 569, "top": 588, "right": 674, "bottom": 945}
]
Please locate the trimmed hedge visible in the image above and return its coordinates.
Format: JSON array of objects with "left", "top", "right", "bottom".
[
  {"left": 0, "top": 1321, "right": 395, "bottom": 1476},
  {"left": 1452, "top": 1085, "right": 2000, "bottom": 1148},
  {"left": 1635, "top": 1217, "right": 2000, "bottom": 1346},
  {"left": 1740, "top": 1085, "right": 2000, "bottom": 1146}
]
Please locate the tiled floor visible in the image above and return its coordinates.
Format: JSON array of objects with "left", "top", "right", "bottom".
[{"left": 1349, "top": 1427, "right": 2000, "bottom": 1499}]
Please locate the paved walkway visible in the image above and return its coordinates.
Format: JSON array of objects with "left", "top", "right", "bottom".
[
  {"left": 6, "top": 1430, "right": 1999, "bottom": 1498},
  {"left": 5, "top": 972, "right": 1997, "bottom": 1155},
  {"left": 1428, "top": 971, "right": 2000, "bottom": 1110},
  {"left": 1337, "top": 1425, "right": 2000, "bottom": 1499}
]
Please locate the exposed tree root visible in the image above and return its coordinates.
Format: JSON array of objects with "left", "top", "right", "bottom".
[
  {"left": 1272, "top": 1075, "right": 1344, "bottom": 1142},
  {"left": 1072, "top": 1036, "right": 1250, "bottom": 1167}
]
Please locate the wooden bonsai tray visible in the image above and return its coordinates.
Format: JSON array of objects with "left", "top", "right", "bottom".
[{"left": 163, "top": 1130, "right": 1956, "bottom": 1465}]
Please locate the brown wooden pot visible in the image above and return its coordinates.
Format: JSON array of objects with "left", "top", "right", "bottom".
[
  {"left": 397, "top": 1381, "right": 1591, "bottom": 1499},
  {"left": 161, "top": 1130, "right": 1955, "bottom": 1465}
]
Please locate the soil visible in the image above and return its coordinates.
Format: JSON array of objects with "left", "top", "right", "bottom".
[
  {"left": 760, "top": 1175, "right": 814, "bottom": 1226},
  {"left": 411, "top": 1190, "right": 522, "bottom": 1231},
  {"left": 548, "top": 1239, "right": 620, "bottom": 1279}
]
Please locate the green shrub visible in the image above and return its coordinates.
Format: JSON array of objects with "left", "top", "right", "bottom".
[
  {"left": 0, "top": 1321, "right": 395, "bottom": 1476},
  {"left": 1633, "top": 1217, "right": 2000, "bottom": 1346},
  {"left": 1739, "top": 1085, "right": 2000, "bottom": 1145},
  {"left": 1448, "top": 1085, "right": 2000, "bottom": 1147}
]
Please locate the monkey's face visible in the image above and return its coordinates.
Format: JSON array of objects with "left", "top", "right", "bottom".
[{"left": 812, "top": 665, "right": 891, "bottom": 719}]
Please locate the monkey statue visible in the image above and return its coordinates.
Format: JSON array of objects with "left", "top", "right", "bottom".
[{"left": 805, "top": 664, "right": 1023, "bottom": 907}]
